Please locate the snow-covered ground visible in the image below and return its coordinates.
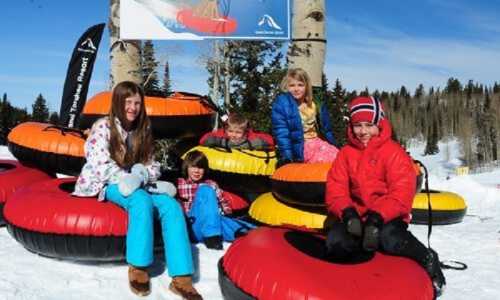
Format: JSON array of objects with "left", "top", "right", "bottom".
[{"left": 1, "top": 140, "right": 500, "bottom": 300}]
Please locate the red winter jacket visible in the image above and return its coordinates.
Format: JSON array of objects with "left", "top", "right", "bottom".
[
  {"left": 199, "top": 128, "right": 275, "bottom": 150},
  {"left": 325, "top": 119, "right": 416, "bottom": 223}
]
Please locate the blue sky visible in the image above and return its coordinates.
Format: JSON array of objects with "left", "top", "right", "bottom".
[{"left": 1, "top": 0, "right": 499, "bottom": 112}]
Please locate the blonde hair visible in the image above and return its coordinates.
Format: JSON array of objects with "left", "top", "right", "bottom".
[
  {"left": 108, "top": 81, "right": 153, "bottom": 168},
  {"left": 280, "top": 68, "right": 313, "bottom": 106},
  {"left": 225, "top": 113, "right": 249, "bottom": 132}
]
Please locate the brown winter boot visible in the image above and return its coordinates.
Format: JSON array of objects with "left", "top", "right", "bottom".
[
  {"left": 169, "top": 275, "right": 203, "bottom": 300},
  {"left": 128, "top": 266, "right": 151, "bottom": 296}
]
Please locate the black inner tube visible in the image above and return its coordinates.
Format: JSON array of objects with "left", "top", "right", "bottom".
[
  {"left": 0, "top": 163, "right": 15, "bottom": 172},
  {"left": 284, "top": 230, "right": 374, "bottom": 264}
]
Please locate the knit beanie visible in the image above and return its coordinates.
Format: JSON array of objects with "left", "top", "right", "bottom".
[{"left": 348, "top": 96, "right": 385, "bottom": 125}]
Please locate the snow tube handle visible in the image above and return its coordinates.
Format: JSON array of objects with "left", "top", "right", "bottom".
[
  {"left": 43, "top": 125, "right": 86, "bottom": 138},
  {"left": 440, "top": 260, "right": 468, "bottom": 270}
]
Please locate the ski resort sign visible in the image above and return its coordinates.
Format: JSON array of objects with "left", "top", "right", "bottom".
[{"left": 120, "top": 0, "right": 290, "bottom": 40}]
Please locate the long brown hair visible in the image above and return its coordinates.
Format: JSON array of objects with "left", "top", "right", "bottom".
[
  {"left": 279, "top": 68, "right": 314, "bottom": 107},
  {"left": 108, "top": 81, "right": 153, "bottom": 168},
  {"left": 182, "top": 150, "right": 209, "bottom": 180}
]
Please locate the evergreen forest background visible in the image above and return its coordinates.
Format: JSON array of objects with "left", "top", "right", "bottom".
[{"left": 1, "top": 41, "right": 499, "bottom": 172}]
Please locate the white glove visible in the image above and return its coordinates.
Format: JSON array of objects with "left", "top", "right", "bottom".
[
  {"left": 118, "top": 173, "right": 143, "bottom": 197},
  {"left": 146, "top": 181, "right": 177, "bottom": 197},
  {"left": 131, "top": 163, "right": 149, "bottom": 185}
]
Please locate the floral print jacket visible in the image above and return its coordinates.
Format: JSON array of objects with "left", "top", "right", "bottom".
[{"left": 73, "top": 117, "right": 161, "bottom": 200}]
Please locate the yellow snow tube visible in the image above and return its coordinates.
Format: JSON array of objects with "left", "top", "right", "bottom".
[
  {"left": 182, "top": 146, "right": 277, "bottom": 195},
  {"left": 183, "top": 146, "right": 277, "bottom": 176},
  {"left": 411, "top": 190, "right": 467, "bottom": 225},
  {"left": 249, "top": 193, "right": 327, "bottom": 229}
]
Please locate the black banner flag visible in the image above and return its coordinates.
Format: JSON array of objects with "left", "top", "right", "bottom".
[{"left": 59, "top": 23, "right": 105, "bottom": 128}]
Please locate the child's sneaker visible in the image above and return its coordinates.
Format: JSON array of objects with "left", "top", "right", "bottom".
[{"left": 203, "top": 235, "right": 223, "bottom": 250}]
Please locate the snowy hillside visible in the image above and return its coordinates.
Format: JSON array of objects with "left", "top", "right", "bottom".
[{"left": 1, "top": 141, "right": 500, "bottom": 300}]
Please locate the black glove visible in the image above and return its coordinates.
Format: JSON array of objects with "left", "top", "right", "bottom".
[
  {"left": 204, "top": 235, "right": 223, "bottom": 250},
  {"left": 362, "top": 211, "right": 384, "bottom": 252},
  {"left": 342, "top": 207, "right": 362, "bottom": 237}
]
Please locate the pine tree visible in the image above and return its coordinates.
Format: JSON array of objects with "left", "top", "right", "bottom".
[
  {"left": 359, "top": 87, "right": 369, "bottom": 97},
  {"left": 465, "top": 80, "right": 474, "bottom": 99},
  {"left": 424, "top": 116, "right": 439, "bottom": 155},
  {"left": 161, "top": 60, "right": 172, "bottom": 96},
  {"left": 226, "top": 40, "right": 283, "bottom": 111},
  {"left": 207, "top": 40, "right": 285, "bottom": 132},
  {"left": 329, "top": 78, "right": 348, "bottom": 146},
  {"left": 1, "top": 93, "right": 14, "bottom": 144},
  {"left": 141, "top": 40, "right": 162, "bottom": 96},
  {"left": 493, "top": 82, "right": 500, "bottom": 94},
  {"left": 31, "top": 93, "right": 49, "bottom": 122},
  {"left": 49, "top": 112, "right": 60, "bottom": 125},
  {"left": 399, "top": 85, "right": 410, "bottom": 98},
  {"left": 445, "top": 77, "right": 462, "bottom": 94},
  {"left": 414, "top": 84, "right": 425, "bottom": 98}
]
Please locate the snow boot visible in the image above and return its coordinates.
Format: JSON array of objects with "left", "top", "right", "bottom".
[
  {"left": 203, "top": 235, "right": 223, "bottom": 250},
  {"left": 128, "top": 266, "right": 151, "bottom": 296},
  {"left": 169, "top": 276, "right": 203, "bottom": 300},
  {"left": 424, "top": 248, "right": 446, "bottom": 298}
]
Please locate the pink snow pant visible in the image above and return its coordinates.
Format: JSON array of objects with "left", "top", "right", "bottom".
[{"left": 303, "top": 137, "right": 339, "bottom": 163}]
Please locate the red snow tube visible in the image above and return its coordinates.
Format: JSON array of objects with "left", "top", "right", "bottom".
[
  {"left": 223, "top": 190, "right": 250, "bottom": 213},
  {"left": 4, "top": 178, "right": 129, "bottom": 261},
  {"left": 177, "top": 9, "right": 237, "bottom": 35},
  {"left": 219, "top": 227, "right": 434, "bottom": 300},
  {"left": 0, "top": 160, "right": 52, "bottom": 226}
]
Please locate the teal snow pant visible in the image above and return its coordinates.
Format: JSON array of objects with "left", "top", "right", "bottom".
[
  {"left": 106, "top": 184, "right": 193, "bottom": 277},
  {"left": 188, "top": 184, "right": 255, "bottom": 242}
]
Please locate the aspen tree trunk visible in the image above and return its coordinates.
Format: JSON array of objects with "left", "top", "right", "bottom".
[
  {"left": 109, "top": 0, "right": 142, "bottom": 88},
  {"left": 223, "top": 42, "right": 231, "bottom": 107},
  {"left": 287, "top": 0, "right": 326, "bottom": 88},
  {"left": 212, "top": 41, "right": 221, "bottom": 106}
]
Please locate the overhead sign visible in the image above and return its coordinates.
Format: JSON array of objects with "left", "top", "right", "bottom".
[{"left": 120, "top": 0, "right": 290, "bottom": 40}]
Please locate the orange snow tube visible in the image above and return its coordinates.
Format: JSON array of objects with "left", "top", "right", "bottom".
[
  {"left": 177, "top": 9, "right": 237, "bottom": 35},
  {"left": 7, "top": 122, "right": 85, "bottom": 175},
  {"left": 272, "top": 161, "right": 423, "bottom": 210},
  {"left": 271, "top": 163, "right": 332, "bottom": 209},
  {"left": 79, "top": 91, "right": 216, "bottom": 138}
]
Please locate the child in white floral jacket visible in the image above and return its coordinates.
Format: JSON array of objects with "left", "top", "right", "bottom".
[{"left": 73, "top": 81, "right": 202, "bottom": 299}]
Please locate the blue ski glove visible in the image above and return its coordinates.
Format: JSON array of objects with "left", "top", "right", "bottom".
[{"left": 146, "top": 181, "right": 177, "bottom": 197}]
